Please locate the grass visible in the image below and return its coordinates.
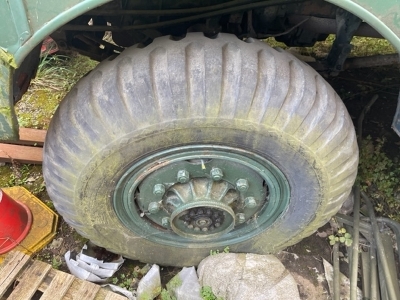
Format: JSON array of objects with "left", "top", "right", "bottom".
[
  {"left": 15, "top": 54, "right": 97, "bottom": 129},
  {"left": 266, "top": 35, "right": 396, "bottom": 58},
  {"left": 0, "top": 54, "right": 98, "bottom": 208}
]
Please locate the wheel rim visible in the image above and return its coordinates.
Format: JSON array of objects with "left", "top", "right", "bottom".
[{"left": 113, "top": 145, "right": 290, "bottom": 248}]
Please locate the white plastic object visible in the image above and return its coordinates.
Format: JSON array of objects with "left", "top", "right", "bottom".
[
  {"left": 64, "top": 243, "right": 124, "bottom": 283},
  {"left": 136, "top": 264, "right": 161, "bottom": 300},
  {"left": 168, "top": 266, "right": 202, "bottom": 300}
]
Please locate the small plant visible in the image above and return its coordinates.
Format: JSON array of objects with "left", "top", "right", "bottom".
[
  {"left": 358, "top": 136, "right": 400, "bottom": 221},
  {"left": 51, "top": 256, "right": 62, "bottom": 269},
  {"left": 210, "top": 246, "right": 230, "bottom": 256},
  {"left": 328, "top": 227, "right": 353, "bottom": 247},
  {"left": 201, "top": 286, "right": 224, "bottom": 300},
  {"left": 110, "top": 273, "right": 135, "bottom": 291},
  {"left": 160, "top": 289, "right": 177, "bottom": 300}
]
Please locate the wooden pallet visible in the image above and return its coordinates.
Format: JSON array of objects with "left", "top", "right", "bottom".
[
  {"left": 0, "top": 251, "right": 128, "bottom": 300},
  {"left": 0, "top": 128, "right": 46, "bottom": 164}
]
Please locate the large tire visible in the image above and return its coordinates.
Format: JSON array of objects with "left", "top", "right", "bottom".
[{"left": 43, "top": 33, "right": 358, "bottom": 266}]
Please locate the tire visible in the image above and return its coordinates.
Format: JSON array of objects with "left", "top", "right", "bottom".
[{"left": 43, "top": 33, "right": 358, "bottom": 266}]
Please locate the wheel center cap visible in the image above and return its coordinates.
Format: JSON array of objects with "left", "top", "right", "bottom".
[{"left": 170, "top": 202, "right": 235, "bottom": 240}]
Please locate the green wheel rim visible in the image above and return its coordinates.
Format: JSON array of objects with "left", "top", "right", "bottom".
[{"left": 113, "top": 145, "right": 290, "bottom": 248}]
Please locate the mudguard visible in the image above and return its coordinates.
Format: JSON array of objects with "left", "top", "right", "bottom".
[{"left": 0, "top": 0, "right": 400, "bottom": 140}]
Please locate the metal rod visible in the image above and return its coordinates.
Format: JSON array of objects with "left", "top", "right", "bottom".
[
  {"left": 380, "top": 233, "right": 400, "bottom": 299},
  {"left": 361, "top": 191, "right": 399, "bottom": 300},
  {"left": 333, "top": 242, "right": 340, "bottom": 300},
  {"left": 350, "top": 187, "right": 360, "bottom": 300},
  {"left": 361, "top": 250, "right": 371, "bottom": 299},
  {"left": 376, "top": 217, "right": 400, "bottom": 263},
  {"left": 370, "top": 242, "right": 380, "bottom": 300}
]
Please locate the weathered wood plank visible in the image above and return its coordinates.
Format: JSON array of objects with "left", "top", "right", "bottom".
[
  {"left": 104, "top": 291, "right": 129, "bottom": 300},
  {"left": 7, "top": 260, "right": 51, "bottom": 300},
  {"left": 71, "top": 280, "right": 101, "bottom": 300},
  {"left": 1, "top": 252, "right": 128, "bottom": 299},
  {"left": 18, "top": 128, "right": 46, "bottom": 146},
  {"left": 0, "top": 143, "right": 43, "bottom": 164},
  {"left": 40, "top": 270, "right": 75, "bottom": 300},
  {"left": 0, "top": 251, "right": 31, "bottom": 297}
]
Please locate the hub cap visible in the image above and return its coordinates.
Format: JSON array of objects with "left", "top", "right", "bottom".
[{"left": 113, "top": 145, "right": 290, "bottom": 247}]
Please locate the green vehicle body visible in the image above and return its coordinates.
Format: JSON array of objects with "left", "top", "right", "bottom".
[{"left": 0, "top": 0, "right": 400, "bottom": 141}]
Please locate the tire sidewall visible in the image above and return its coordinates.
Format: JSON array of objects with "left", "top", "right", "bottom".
[{"left": 74, "top": 118, "right": 328, "bottom": 265}]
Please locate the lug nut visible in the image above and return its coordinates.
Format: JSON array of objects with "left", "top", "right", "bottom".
[
  {"left": 244, "top": 197, "right": 257, "bottom": 208},
  {"left": 177, "top": 170, "right": 190, "bottom": 183},
  {"left": 148, "top": 202, "right": 160, "bottom": 214},
  {"left": 210, "top": 167, "right": 223, "bottom": 181},
  {"left": 153, "top": 184, "right": 166, "bottom": 196},
  {"left": 236, "top": 179, "right": 249, "bottom": 192},
  {"left": 236, "top": 213, "right": 246, "bottom": 224},
  {"left": 162, "top": 217, "right": 170, "bottom": 227}
]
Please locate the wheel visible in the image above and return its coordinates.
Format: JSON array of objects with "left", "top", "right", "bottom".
[{"left": 43, "top": 33, "right": 358, "bottom": 266}]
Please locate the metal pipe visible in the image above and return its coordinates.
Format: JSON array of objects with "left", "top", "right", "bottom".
[
  {"left": 333, "top": 242, "right": 340, "bottom": 300},
  {"left": 361, "top": 250, "right": 371, "bottom": 299},
  {"left": 370, "top": 242, "right": 380, "bottom": 300},
  {"left": 350, "top": 187, "right": 360, "bottom": 300},
  {"left": 376, "top": 217, "right": 400, "bottom": 263},
  {"left": 361, "top": 191, "right": 399, "bottom": 300}
]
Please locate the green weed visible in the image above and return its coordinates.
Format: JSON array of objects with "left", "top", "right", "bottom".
[
  {"left": 160, "top": 289, "right": 177, "bottom": 300},
  {"left": 51, "top": 255, "right": 63, "bottom": 269},
  {"left": 201, "top": 286, "right": 224, "bottom": 300},
  {"left": 358, "top": 136, "right": 400, "bottom": 221},
  {"left": 328, "top": 227, "right": 353, "bottom": 247},
  {"left": 210, "top": 246, "right": 230, "bottom": 256}
]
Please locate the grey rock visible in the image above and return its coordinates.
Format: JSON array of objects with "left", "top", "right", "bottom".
[{"left": 197, "top": 253, "right": 300, "bottom": 300}]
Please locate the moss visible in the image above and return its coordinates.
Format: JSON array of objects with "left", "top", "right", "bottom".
[{"left": 15, "top": 54, "right": 98, "bottom": 129}]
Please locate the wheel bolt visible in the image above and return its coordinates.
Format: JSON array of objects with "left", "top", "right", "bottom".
[
  {"left": 244, "top": 197, "right": 257, "bottom": 208},
  {"left": 148, "top": 202, "right": 160, "bottom": 214},
  {"left": 162, "top": 217, "right": 170, "bottom": 227},
  {"left": 210, "top": 167, "right": 223, "bottom": 181},
  {"left": 236, "top": 213, "right": 246, "bottom": 224},
  {"left": 153, "top": 184, "right": 165, "bottom": 196},
  {"left": 177, "top": 170, "right": 190, "bottom": 183},
  {"left": 236, "top": 179, "right": 249, "bottom": 192}
]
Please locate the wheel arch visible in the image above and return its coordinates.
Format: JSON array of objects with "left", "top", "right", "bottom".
[
  {"left": 0, "top": 0, "right": 111, "bottom": 68},
  {"left": 326, "top": 0, "right": 400, "bottom": 51},
  {"left": 2, "top": 0, "right": 400, "bottom": 68}
]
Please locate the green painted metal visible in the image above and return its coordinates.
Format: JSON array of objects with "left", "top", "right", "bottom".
[
  {"left": 0, "top": 60, "right": 19, "bottom": 140},
  {"left": 0, "top": 0, "right": 399, "bottom": 68},
  {"left": 0, "top": 0, "right": 400, "bottom": 140},
  {"left": 113, "top": 145, "right": 290, "bottom": 248},
  {"left": 327, "top": 0, "right": 400, "bottom": 50},
  {"left": 0, "top": 0, "right": 111, "bottom": 67},
  {"left": 0, "top": 0, "right": 31, "bottom": 68}
]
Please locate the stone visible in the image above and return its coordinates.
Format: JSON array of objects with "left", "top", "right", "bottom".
[{"left": 197, "top": 253, "right": 300, "bottom": 300}]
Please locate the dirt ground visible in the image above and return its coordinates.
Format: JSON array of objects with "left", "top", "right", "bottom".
[{"left": 11, "top": 62, "right": 400, "bottom": 299}]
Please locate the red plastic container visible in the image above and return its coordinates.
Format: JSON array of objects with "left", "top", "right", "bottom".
[{"left": 0, "top": 189, "right": 33, "bottom": 254}]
